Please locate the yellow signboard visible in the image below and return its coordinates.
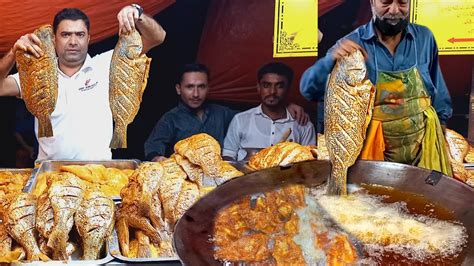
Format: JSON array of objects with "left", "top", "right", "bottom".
[
  {"left": 410, "top": 0, "right": 474, "bottom": 55},
  {"left": 273, "top": 0, "right": 318, "bottom": 58}
]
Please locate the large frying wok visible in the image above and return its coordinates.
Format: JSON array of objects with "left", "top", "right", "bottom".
[{"left": 173, "top": 160, "right": 474, "bottom": 265}]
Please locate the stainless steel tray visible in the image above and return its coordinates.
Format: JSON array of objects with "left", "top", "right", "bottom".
[
  {"left": 108, "top": 223, "right": 180, "bottom": 262},
  {"left": 25, "top": 160, "right": 140, "bottom": 200}
]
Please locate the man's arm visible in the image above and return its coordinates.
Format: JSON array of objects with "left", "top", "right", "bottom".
[
  {"left": 222, "top": 117, "right": 241, "bottom": 161},
  {"left": 117, "top": 5, "right": 166, "bottom": 54},
  {"left": 300, "top": 38, "right": 366, "bottom": 102},
  {"left": 144, "top": 115, "right": 174, "bottom": 161},
  {"left": 0, "top": 33, "right": 43, "bottom": 97}
]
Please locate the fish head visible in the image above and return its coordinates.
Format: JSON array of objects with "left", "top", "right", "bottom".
[{"left": 340, "top": 50, "right": 367, "bottom": 87}]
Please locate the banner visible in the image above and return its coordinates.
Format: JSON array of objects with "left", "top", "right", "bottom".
[
  {"left": 410, "top": 0, "right": 474, "bottom": 55},
  {"left": 273, "top": 0, "right": 318, "bottom": 58}
]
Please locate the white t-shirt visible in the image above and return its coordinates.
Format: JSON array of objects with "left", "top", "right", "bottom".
[
  {"left": 222, "top": 105, "right": 316, "bottom": 161},
  {"left": 11, "top": 51, "right": 114, "bottom": 161}
]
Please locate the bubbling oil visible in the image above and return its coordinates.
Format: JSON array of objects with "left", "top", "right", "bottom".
[{"left": 314, "top": 184, "right": 469, "bottom": 265}]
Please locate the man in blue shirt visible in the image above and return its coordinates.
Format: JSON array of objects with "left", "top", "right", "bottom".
[
  {"left": 300, "top": 0, "right": 453, "bottom": 176},
  {"left": 145, "top": 63, "right": 309, "bottom": 162}
]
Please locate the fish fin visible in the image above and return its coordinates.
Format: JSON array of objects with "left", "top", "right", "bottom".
[
  {"left": 110, "top": 123, "right": 127, "bottom": 149},
  {"left": 37, "top": 116, "right": 53, "bottom": 138}
]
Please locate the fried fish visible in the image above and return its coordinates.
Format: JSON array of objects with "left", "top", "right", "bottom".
[
  {"left": 109, "top": 29, "right": 151, "bottom": 148},
  {"left": 16, "top": 25, "right": 57, "bottom": 138}
]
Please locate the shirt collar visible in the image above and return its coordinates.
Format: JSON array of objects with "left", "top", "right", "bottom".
[
  {"left": 361, "top": 20, "right": 414, "bottom": 41},
  {"left": 255, "top": 104, "right": 293, "bottom": 122}
]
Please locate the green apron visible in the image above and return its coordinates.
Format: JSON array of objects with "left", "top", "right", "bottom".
[{"left": 371, "top": 40, "right": 452, "bottom": 176}]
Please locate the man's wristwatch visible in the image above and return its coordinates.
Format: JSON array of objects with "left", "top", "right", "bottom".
[{"left": 131, "top": 3, "right": 144, "bottom": 19}]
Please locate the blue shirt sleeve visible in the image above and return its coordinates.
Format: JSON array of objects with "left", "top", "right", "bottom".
[
  {"left": 300, "top": 35, "right": 360, "bottom": 101},
  {"left": 144, "top": 113, "right": 175, "bottom": 160}
]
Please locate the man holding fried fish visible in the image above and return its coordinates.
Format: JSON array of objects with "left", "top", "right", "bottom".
[
  {"left": 300, "top": 0, "right": 453, "bottom": 177},
  {"left": 0, "top": 4, "right": 165, "bottom": 161}
]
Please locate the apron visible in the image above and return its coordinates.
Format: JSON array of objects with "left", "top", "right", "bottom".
[{"left": 360, "top": 38, "right": 452, "bottom": 176}]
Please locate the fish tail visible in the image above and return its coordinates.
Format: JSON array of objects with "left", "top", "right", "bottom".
[
  {"left": 37, "top": 116, "right": 53, "bottom": 138},
  {"left": 110, "top": 123, "right": 127, "bottom": 149},
  {"left": 327, "top": 164, "right": 348, "bottom": 196},
  {"left": 47, "top": 228, "right": 68, "bottom": 260}
]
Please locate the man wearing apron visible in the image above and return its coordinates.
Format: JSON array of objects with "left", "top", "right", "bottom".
[{"left": 300, "top": 0, "right": 453, "bottom": 176}]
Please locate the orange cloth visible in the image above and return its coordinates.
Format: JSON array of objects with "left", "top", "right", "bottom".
[{"left": 360, "top": 120, "right": 385, "bottom": 161}]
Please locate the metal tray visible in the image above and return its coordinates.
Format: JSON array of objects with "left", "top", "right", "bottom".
[
  {"left": 108, "top": 223, "right": 180, "bottom": 263},
  {"left": 25, "top": 160, "right": 140, "bottom": 200}
]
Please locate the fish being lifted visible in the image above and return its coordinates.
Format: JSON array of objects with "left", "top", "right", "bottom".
[
  {"left": 109, "top": 29, "right": 151, "bottom": 149},
  {"left": 16, "top": 25, "right": 58, "bottom": 138},
  {"left": 325, "top": 50, "right": 375, "bottom": 195}
]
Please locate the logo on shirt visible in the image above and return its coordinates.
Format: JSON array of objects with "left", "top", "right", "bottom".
[{"left": 78, "top": 79, "right": 98, "bottom": 92}]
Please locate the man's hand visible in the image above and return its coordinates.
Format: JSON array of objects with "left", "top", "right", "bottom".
[
  {"left": 287, "top": 103, "right": 309, "bottom": 126},
  {"left": 13, "top": 33, "right": 43, "bottom": 58},
  {"left": 117, "top": 5, "right": 141, "bottom": 35},
  {"left": 151, "top": 155, "right": 167, "bottom": 162},
  {"left": 332, "top": 39, "right": 368, "bottom": 61}
]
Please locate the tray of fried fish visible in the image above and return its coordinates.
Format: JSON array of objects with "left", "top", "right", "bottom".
[
  {"left": 3, "top": 175, "right": 116, "bottom": 264},
  {"left": 25, "top": 160, "right": 139, "bottom": 201},
  {"left": 107, "top": 219, "right": 180, "bottom": 262}
]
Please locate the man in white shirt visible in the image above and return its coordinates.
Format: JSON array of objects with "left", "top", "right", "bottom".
[
  {"left": 223, "top": 62, "right": 316, "bottom": 161},
  {"left": 0, "top": 5, "right": 166, "bottom": 160}
]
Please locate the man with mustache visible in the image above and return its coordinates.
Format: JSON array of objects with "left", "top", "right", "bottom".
[
  {"left": 300, "top": 0, "right": 453, "bottom": 176},
  {"left": 144, "top": 63, "right": 310, "bottom": 162},
  {"left": 222, "top": 62, "right": 316, "bottom": 161}
]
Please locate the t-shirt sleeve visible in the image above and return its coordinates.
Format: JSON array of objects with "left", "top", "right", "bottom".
[{"left": 8, "top": 72, "right": 22, "bottom": 98}]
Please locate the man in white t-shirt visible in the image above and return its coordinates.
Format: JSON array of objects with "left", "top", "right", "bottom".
[
  {"left": 0, "top": 5, "right": 166, "bottom": 160},
  {"left": 223, "top": 62, "right": 316, "bottom": 161}
]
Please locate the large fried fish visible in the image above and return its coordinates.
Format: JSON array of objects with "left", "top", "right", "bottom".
[
  {"left": 325, "top": 50, "right": 375, "bottom": 195},
  {"left": 6, "top": 193, "right": 50, "bottom": 261},
  {"left": 109, "top": 29, "right": 151, "bottom": 149},
  {"left": 16, "top": 25, "right": 57, "bottom": 138},
  {"left": 75, "top": 190, "right": 115, "bottom": 260},
  {"left": 47, "top": 175, "right": 86, "bottom": 260}
]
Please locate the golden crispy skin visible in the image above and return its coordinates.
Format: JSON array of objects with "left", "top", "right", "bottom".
[
  {"left": 109, "top": 29, "right": 151, "bottom": 148},
  {"left": 47, "top": 175, "right": 86, "bottom": 260},
  {"left": 16, "top": 25, "right": 57, "bottom": 138},
  {"left": 7, "top": 193, "right": 50, "bottom": 262},
  {"left": 173, "top": 154, "right": 203, "bottom": 187},
  {"left": 174, "top": 133, "right": 222, "bottom": 176},
  {"left": 75, "top": 190, "right": 115, "bottom": 260},
  {"left": 248, "top": 142, "right": 314, "bottom": 170},
  {"left": 36, "top": 192, "right": 54, "bottom": 240},
  {"left": 445, "top": 129, "right": 471, "bottom": 182},
  {"left": 325, "top": 50, "right": 375, "bottom": 195}
]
